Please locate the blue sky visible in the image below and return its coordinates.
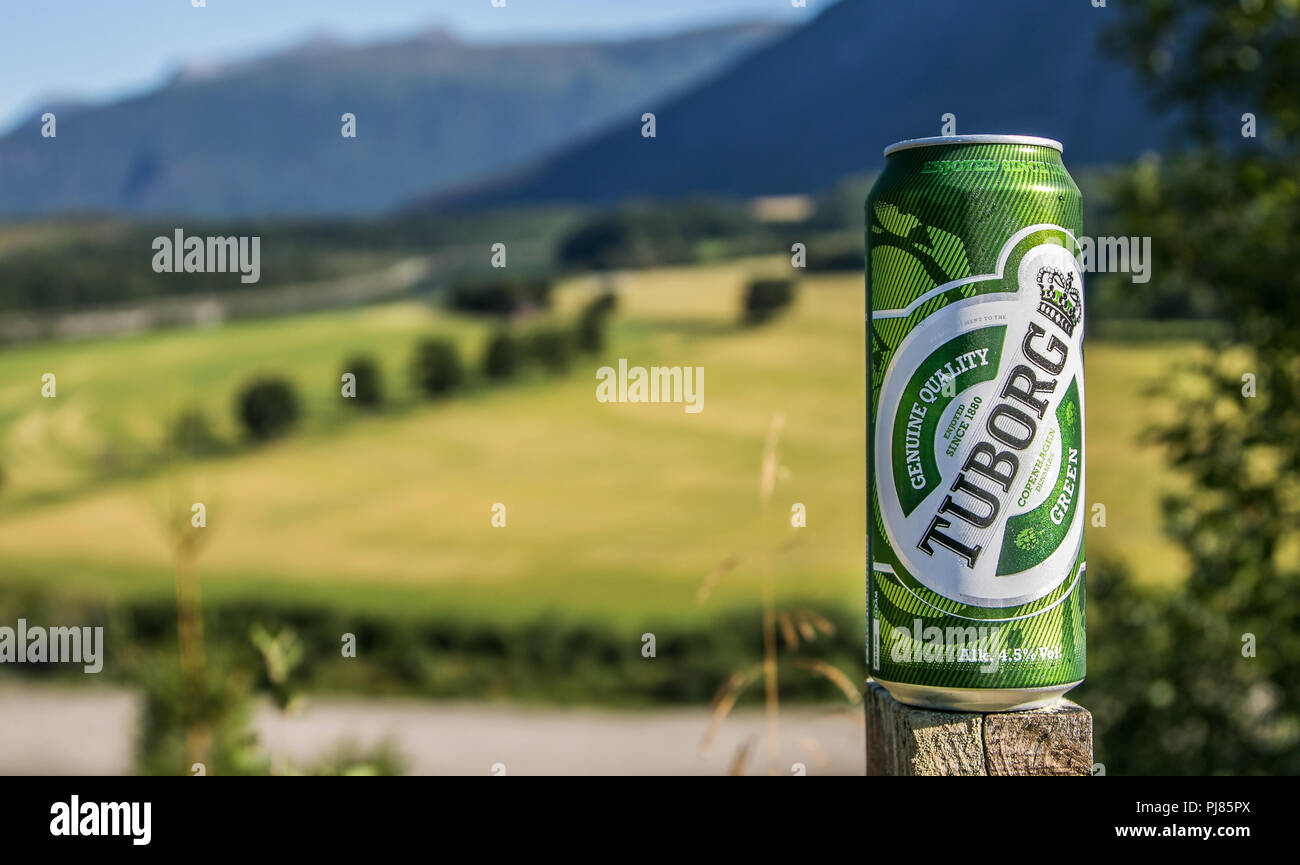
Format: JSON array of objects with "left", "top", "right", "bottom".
[{"left": 2, "top": 0, "right": 832, "bottom": 133}]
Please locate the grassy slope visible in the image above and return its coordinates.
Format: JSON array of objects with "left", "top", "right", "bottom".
[{"left": 0, "top": 262, "right": 1188, "bottom": 629}]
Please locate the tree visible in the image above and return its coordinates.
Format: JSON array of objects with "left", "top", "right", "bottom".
[
  {"left": 342, "top": 355, "right": 384, "bottom": 408},
  {"left": 556, "top": 202, "right": 761, "bottom": 270},
  {"left": 527, "top": 327, "right": 573, "bottom": 373},
  {"left": 482, "top": 331, "right": 521, "bottom": 380},
  {"left": 235, "top": 378, "right": 301, "bottom": 442},
  {"left": 575, "top": 291, "right": 617, "bottom": 354},
  {"left": 448, "top": 276, "right": 551, "bottom": 316},
  {"left": 411, "top": 338, "right": 464, "bottom": 398},
  {"left": 742, "top": 278, "right": 796, "bottom": 325},
  {"left": 1085, "top": 0, "right": 1300, "bottom": 775}
]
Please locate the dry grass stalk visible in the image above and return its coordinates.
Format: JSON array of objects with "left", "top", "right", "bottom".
[
  {"left": 758, "top": 413, "right": 785, "bottom": 774},
  {"left": 796, "top": 606, "right": 836, "bottom": 637},
  {"left": 157, "top": 469, "right": 218, "bottom": 772},
  {"left": 729, "top": 737, "right": 755, "bottom": 776},
  {"left": 701, "top": 663, "right": 764, "bottom": 756},
  {"left": 699, "top": 412, "right": 856, "bottom": 775},
  {"left": 696, "top": 555, "right": 741, "bottom": 604},
  {"left": 793, "top": 658, "right": 862, "bottom": 705},
  {"left": 778, "top": 610, "right": 799, "bottom": 650}
]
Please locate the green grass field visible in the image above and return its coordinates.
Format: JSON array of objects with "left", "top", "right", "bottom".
[{"left": 0, "top": 262, "right": 1191, "bottom": 631}]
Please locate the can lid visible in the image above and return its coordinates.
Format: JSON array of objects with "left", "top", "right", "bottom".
[{"left": 883, "top": 134, "right": 1064, "bottom": 158}]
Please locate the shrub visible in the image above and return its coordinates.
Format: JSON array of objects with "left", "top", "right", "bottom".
[
  {"left": 135, "top": 649, "right": 267, "bottom": 777},
  {"left": 482, "top": 331, "right": 521, "bottom": 380},
  {"left": 235, "top": 378, "right": 300, "bottom": 442},
  {"left": 585, "top": 290, "right": 618, "bottom": 318},
  {"left": 527, "top": 326, "right": 574, "bottom": 373},
  {"left": 574, "top": 311, "right": 607, "bottom": 354},
  {"left": 573, "top": 291, "right": 618, "bottom": 354},
  {"left": 742, "top": 278, "right": 796, "bottom": 325},
  {"left": 169, "top": 409, "right": 226, "bottom": 457},
  {"left": 341, "top": 355, "right": 383, "bottom": 408},
  {"left": 556, "top": 203, "right": 759, "bottom": 270},
  {"left": 411, "top": 338, "right": 464, "bottom": 397},
  {"left": 448, "top": 276, "right": 551, "bottom": 316},
  {"left": 11, "top": 590, "right": 862, "bottom": 711},
  {"left": 557, "top": 217, "right": 633, "bottom": 271}
]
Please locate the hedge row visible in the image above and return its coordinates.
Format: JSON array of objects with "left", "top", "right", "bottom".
[
  {"left": 170, "top": 291, "right": 619, "bottom": 453},
  {"left": 0, "top": 586, "right": 863, "bottom": 707}
]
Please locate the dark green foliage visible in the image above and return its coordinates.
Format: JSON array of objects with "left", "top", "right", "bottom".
[
  {"left": 482, "top": 331, "right": 521, "bottom": 380},
  {"left": 1099, "top": 0, "right": 1300, "bottom": 146},
  {"left": 0, "top": 233, "right": 351, "bottom": 314},
  {"left": 585, "top": 290, "right": 618, "bottom": 318},
  {"left": 742, "top": 277, "right": 796, "bottom": 324},
  {"left": 235, "top": 377, "right": 300, "bottom": 442},
  {"left": 527, "top": 326, "right": 574, "bottom": 373},
  {"left": 574, "top": 310, "right": 607, "bottom": 354},
  {"left": 293, "top": 742, "right": 406, "bottom": 777},
  {"left": 1085, "top": 0, "right": 1300, "bottom": 775},
  {"left": 410, "top": 338, "right": 464, "bottom": 398},
  {"left": 0, "top": 585, "right": 862, "bottom": 709},
  {"left": 447, "top": 276, "right": 551, "bottom": 315},
  {"left": 574, "top": 291, "right": 618, "bottom": 354},
  {"left": 0, "top": 209, "right": 578, "bottom": 319},
  {"left": 342, "top": 355, "right": 384, "bottom": 407},
  {"left": 557, "top": 216, "right": 633, "bottom": 271},
  {"left": 131, "top": 625, "right": 404, "bottom": 776},
  {"left": 557, "top": 202, "right": 768, "bottom": 270},
  {"left": 134, "top": 651, "right": 267, "bottom": 777}
]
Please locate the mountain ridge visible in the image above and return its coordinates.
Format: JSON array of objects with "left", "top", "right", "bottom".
[
  {"left": 432, "top": 0, "right": 1173, "bottom": 210},
  {"left": 0, "top": 21, "right": 788, "bottom": 218}
]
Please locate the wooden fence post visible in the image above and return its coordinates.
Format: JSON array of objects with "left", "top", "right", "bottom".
[{"left": 865, "top": 680, "right": 1093, "bottom": 776}]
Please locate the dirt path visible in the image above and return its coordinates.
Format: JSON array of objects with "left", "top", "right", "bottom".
[{"left": 0, "top": 684, "right": 864, "bottom": 776}]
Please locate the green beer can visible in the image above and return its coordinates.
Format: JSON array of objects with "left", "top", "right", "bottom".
[{"left": 866, "top": 135, "right": 1085, "bottom": 712}]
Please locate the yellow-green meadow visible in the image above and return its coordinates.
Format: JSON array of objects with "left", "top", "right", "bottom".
[{"left": 0, "top": 262, "right": 1189, "bottom": 628}]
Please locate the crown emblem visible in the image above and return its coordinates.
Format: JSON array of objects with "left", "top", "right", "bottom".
[{"left": 1036, "top": 267, "right": 1082, "bottom": 336}]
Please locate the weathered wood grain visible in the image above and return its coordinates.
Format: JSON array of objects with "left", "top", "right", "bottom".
[
  {"left": 983, "top": 699, "right": 1093, "bottom": 776},
  {"left": 865, "top": 682, "right": 984, "bottom": 776},
  {"left": 865, "top": 680, "right": 1092, "bottom": 776}
]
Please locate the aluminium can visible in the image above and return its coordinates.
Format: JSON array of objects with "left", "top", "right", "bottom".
[{"left": 866, "top": 135, "right": 1086, "bottom": 712}]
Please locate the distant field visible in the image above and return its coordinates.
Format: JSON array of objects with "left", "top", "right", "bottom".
[{"left": 0, "top": 262, "right": 1190, "bottom": 631}]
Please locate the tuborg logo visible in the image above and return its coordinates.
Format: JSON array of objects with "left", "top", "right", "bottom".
[{"left": 874, "top": 231, "right": 1086, "bottom": 610}]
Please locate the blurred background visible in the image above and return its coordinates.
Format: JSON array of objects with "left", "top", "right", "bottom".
[{"left": 0, "top": 0, "right": 1295, "bottom": 776}]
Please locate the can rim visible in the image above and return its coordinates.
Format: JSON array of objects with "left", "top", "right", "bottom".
[{"left": 883, "top": 134, "right": 1064, "bottom": 158}]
